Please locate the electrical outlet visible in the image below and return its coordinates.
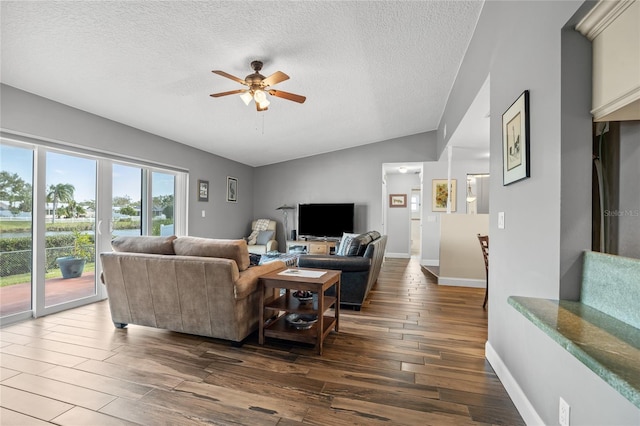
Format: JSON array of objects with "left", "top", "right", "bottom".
[{"left": 559, "top": 397, "right": 570, "bottom": 426}]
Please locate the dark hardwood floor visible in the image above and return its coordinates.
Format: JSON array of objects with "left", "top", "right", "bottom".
[{"left": 0, "top": 257, "right": 524, "bottom": 425}]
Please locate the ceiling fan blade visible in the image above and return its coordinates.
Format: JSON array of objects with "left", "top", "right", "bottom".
[
  {"left": 268, "top": 90, "right": 306, "bottom": 104},
  {"left": 210, "top": 89, "right": 247, "bottom": 98},
  {"left": 212, "top": 70, "right": 248, "bottom": 86},
  {"left": 262, "top": 71, "right": 289, "bottom": 87}
]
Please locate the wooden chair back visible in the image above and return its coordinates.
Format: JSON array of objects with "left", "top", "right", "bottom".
[
  {"left": 477, "top": 234, "right": 489, "bottom": 309},
  {"left": 477, "top": 234, "right": 489, "bottom": 270}
]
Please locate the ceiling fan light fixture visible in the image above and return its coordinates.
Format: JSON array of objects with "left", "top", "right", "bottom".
[
  {"left": 240, "top": 91, "right": 253, "bottom": 106},
  {"left": 253, "top": 89, "right": 267, "bottom": 103},
  {"left": 211, "top": 61, "right": 305, "bottom": 111}
]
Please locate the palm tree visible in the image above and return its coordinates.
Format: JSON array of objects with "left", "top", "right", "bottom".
[
  {"left": 46, "top": 183, "right": 75, "bottom": 223},
  {"left": 60, "top": 200, "right": 86, "bottom": 219}
]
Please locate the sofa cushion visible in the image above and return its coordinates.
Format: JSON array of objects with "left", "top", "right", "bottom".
[
  {"left": 111, "top": 236, "right": 177, "bottom": 255},
  {"left": 173, "top": 237, "right": 250, "bottom": 271},
  {"left": 256, "top": 230, "right": 275, "bottom": 245}
]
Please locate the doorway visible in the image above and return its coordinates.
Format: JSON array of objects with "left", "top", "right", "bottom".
[{"left": 382, "top": 163, "right": 423, "bottom": 258}]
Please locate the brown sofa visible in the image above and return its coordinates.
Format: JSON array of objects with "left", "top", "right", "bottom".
[{"left": 100, "top": 236, "right": 285, "bottom": 344}]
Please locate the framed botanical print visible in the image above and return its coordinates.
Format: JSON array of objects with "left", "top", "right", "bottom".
[
  {"left": 226, "top": 176, "right": 238, "bottom": 202},
  {"left": 432, "top": 179, "right": 456, "bottom": 212},
  {"left": 502, "top": 90, "right": 530, "bottom": 185},
  {"left": 197, "top": 180, "right": 209, "bottom": 202},
  {"left": 389, "top": 194, "right": 407, "bottom": 208}
]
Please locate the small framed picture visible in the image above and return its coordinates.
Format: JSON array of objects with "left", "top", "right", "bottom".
[
  {"left": 226, "top": 176, "right": 238, "bottom": 203},
  {"left": 432, "top": 179, "right": 457, "bottom": 212},
  {"left": 198, "top": 180, "right": 209, "bottom": 202},
  {"left": 502, "top": 90, "right": 530, "bottom": 185},
  {"left": 389, "top": 194, "right": 407, "bottom": 208}
]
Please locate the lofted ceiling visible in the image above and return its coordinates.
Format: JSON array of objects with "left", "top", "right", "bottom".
[{"left": 0, "top": 1, "right": 485, "bottom": 167}]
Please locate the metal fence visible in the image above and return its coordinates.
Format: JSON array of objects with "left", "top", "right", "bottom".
[{"left": 0, "top": 246, "right": 96, "bottom": 277}]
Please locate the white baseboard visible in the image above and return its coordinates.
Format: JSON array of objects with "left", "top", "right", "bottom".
[
  {"left": 385, "top": 252, "right": 411, "bottom": 259},
  {"left": 421, "top": 259, "right": 439, "bottom": 266},
  {"left": 437, "top": 276, "right": 485, "bottom": 288},
  {"left": 485, "top": 341, "right": 544, "bottom": 426}
]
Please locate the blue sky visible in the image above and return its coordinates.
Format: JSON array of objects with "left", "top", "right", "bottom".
[{"left": 1, "top": 144, "right": 173, "bottom": 202}]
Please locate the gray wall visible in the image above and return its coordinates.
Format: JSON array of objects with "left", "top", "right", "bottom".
[
  {"left": 253, "top": 132, "right": 438, "bottom": 250},
  {"left": 440, "top": 1, "right": 639, "bottom": 424},
  {"left": 0, "top": 84, "right": 254, "bottom": 239}
]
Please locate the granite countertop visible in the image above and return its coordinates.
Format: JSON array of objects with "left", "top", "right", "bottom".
[{"left": 509, "top": 296, "right": 640, "bottom": 409}]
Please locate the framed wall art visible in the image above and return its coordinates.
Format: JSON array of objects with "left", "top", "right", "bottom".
[
  {"left": 432, "top": 179, "right": 457, "bottom": 212},
  {"left": 197, "top": 180, "right": 209, "bottom": 202},
  {"left": 502, "top": 90, "right": 530, "bottom": 185},
  {"left": 389, "top": 194, "right": 407, "bottom": 208},
  {"left": 226, "top": 176, "right": 238, "bottom": 203}
]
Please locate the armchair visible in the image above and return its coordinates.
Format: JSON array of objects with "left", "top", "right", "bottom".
[{"left": 246, "top": 219, "right": 278, "bottom": 254}]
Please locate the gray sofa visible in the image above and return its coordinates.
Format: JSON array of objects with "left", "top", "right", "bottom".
[
  {"left": 297, "top": 231, "right": 387, "bottom": 310},
  {"left": 100, "top": 236, "right": 285, "bottom": 344}
]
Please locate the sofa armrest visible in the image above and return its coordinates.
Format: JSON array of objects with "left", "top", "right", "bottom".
[
  {"left": 298, "top": 255, "right": 370, "bottom": 272},
  {"left": 235, "top": 260, "right": 286, "bottom": 299},
  {"left": 266, "top": 240, "right": 278, "bottom": 252}
]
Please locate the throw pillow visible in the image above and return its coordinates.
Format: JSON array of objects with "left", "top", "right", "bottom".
[
  {"left": 336, "top": 232, "right": 359, "bottom": 256},
  {"left": 247, "top": 218, "right": 271, "bottom": 245},
  {"left": 256, "top": 230, "right": 275, "bottom": 245},
  {"left": 249, "top": 253, "right": 261, "bottom": 266},
  {"left": 246, "top": 231, "right": 259, "bottom": 245}
]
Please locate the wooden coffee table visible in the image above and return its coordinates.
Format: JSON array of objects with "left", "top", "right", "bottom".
[{"left": 259, "top": 268, "right": 340, "bottom": 355}]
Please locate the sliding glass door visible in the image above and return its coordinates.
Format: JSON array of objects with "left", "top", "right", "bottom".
[
  {"left": 1, "top": 139, "right": 187, "bottom": 325},
  {"left": 0, "top": 144, "right": 34, "bottom": 318},
  {"left": 43, "top": 151, "right": 98, "bottom": 308}
]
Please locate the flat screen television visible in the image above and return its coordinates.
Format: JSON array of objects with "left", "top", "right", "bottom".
[{"left": 297, "top": 203, "right": 354, "bottom": 239}]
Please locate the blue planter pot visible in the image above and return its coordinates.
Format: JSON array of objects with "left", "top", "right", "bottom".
[{"left": 56, "top": 256, "right": 86, "bottom": 279}]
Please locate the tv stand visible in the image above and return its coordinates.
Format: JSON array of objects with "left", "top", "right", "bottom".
[{"left": 287, "top": 240, "right": 337, "bottom": 255}]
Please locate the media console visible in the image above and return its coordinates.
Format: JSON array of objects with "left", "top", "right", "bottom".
[{"left": 286, "top": 240, "right": 337, "bottom": 255}]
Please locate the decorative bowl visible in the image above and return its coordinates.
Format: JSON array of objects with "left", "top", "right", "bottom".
[
  {"left": 293, "top": 290, "right": 314, "bottom": 302},
  {"left": 285, "top": 313, "right": 318, "bottom": 330}
]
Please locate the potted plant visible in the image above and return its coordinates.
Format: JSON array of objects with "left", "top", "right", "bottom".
[{"left": 56, "top": 229, "right": 92, "bottom": 279}]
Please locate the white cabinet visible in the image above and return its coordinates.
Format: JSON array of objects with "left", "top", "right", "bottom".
[{"left": 577, "top": 0, "right": 640, "bottom": 121}]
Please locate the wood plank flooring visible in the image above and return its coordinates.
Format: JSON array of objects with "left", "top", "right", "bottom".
[{"left": 0, "top": 257, "right": 524, "bottom": 425}]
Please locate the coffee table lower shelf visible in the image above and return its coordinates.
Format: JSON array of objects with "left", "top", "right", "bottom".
[{"left": 263, "top": 315, "right": 337, "bottom": 345}]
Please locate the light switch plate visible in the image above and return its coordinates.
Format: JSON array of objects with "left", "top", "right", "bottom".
[{"left": 498, "top": 212, "right": 505, "bottom": 229}]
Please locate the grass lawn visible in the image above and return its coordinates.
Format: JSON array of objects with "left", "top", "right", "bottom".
[
  {"left": 0, "top": 262, "right": 96, "bottom": 287},
  {"left": 0, "top": 219, "right": 145, "bottom": 234},
  {"left": 0, "top": 220, "right": 33, "bottom": 232}
]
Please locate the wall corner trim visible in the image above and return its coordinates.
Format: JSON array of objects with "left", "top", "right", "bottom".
[{"left": 485, "top": 341, "right": 545, "bottom": 426}]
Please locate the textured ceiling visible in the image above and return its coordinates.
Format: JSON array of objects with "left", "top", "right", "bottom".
[{"left": 1, "top": 1, "right": 484, "bottom": 167}]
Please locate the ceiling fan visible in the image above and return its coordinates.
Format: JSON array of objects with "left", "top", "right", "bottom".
[{"left": 210, "top": 60, "right": 306, "bottom": 111}]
